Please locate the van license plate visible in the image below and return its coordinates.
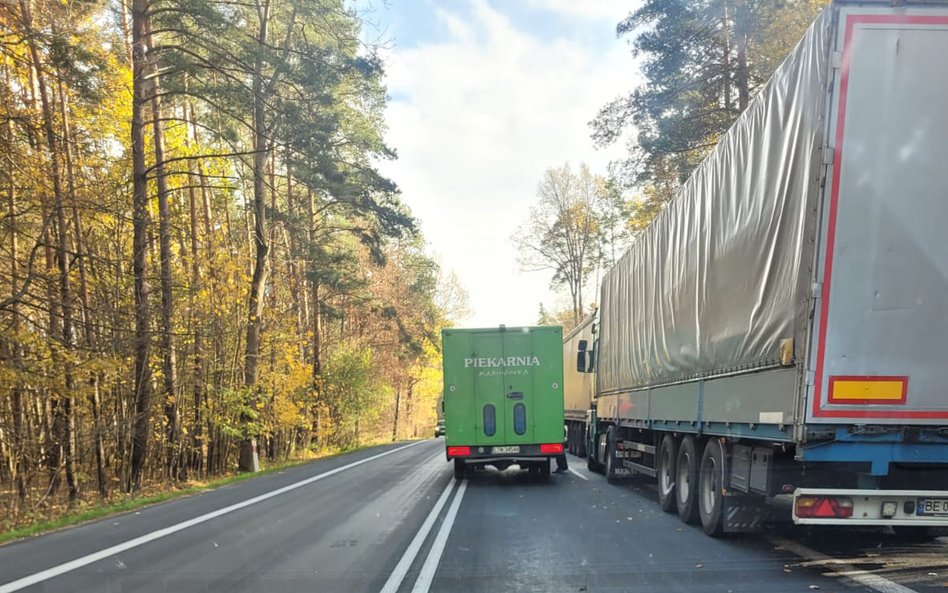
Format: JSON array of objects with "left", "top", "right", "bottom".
[
  {"left": 492, "top": 446, "right": 520, "bottom": 454},
  {"left": 917, "top": 498, "right": 948, "bottom": 516}
]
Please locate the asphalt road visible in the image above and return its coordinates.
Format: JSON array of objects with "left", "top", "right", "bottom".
[{"left": 1, "top": 440, "right": 945, "bottom": 593}]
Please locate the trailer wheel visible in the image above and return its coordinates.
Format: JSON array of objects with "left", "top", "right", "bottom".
[
  {"left": 453, "top": 459, "right": 466, "bottom": 480},
  {"left": 698, "top": 439, "right": 726, "bottom": 537},
  {"left": 577, "top": 425, "right": 587, "bottom": 458},
  {"left": 675, "top": 436, "right": 702, "bottom": 524},
  {"left": 657, "top": 435, "right": 678, "bottom": 513}
]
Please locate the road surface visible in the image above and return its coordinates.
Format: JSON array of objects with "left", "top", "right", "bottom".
[{"left": 1, "top": 439, "right": 945, "bottom": 593}]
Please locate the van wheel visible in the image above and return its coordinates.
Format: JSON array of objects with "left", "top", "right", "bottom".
[
  {"left": 676, "top": 436, "right": 703, "bottom": 524},
  {"left": 539, "top": 459, "right": 551, "bottom": 479},
  {"left": 699, "top": 439, "right": 726, "bottom": 537},
  {"left": 453, "top": 459, "right": 466, "bottom": 480},
  {"left": 657, "top": 435, "right": 678, "bottom": 513}
]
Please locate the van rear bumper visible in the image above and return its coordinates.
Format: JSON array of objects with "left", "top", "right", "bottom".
[{"left": 445, "top": 443, "right": 560, "bottom": 461}]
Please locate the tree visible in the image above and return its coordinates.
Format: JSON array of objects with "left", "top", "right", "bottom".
[
  {"left": 592, "top": 0, "right": 828, "bottom": 229},
  {"left": 0, "top": 0, "right": 457, "bottom": 526},
  {"left": 514, "top": 164, "right": 605, "bottom": 325},
  {"left": 128, "top": 0, "right": 153, "bottom": 493},
  {"left": 536, "top": 302, "right": 585, "bottom": 334}
]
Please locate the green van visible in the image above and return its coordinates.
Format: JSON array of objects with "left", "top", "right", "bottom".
[{"left": 441, "top": 326, "right": 565, "bottom": 479}]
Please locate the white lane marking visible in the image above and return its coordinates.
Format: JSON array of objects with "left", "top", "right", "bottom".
[
  {"left": 568, "top": 467, "right": 589, "bottom": 481},
  {"left": 768, "top": 535, "right": 920, "bottom": 593},
  {"left": 378, "top": 477, "right": 456, "bottom": 593},
  {"left": 410, "top": 479, "right": 468, "bottom": 593},
  {"left": 0, "top": 441, "right": 424, "bottom": 593}
]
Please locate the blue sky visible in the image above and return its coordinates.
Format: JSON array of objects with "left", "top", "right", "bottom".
[{"left": 364, "top": 0, "right": 642, "bottom": 326}]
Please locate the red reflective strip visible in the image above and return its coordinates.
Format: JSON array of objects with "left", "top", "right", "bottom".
[
  {"left": 540, "top": 443, "right": 564, "bottom": 454},
  {"left": 447, "top": 446, "right": 470, "bottom": 457}
]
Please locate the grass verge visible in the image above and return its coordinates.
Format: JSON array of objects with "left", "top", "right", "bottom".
[{"left": 0, "top": 441, "right": 397, "bottom": 546}]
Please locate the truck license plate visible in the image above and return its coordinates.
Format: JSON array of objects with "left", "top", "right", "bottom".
[
  {"left": 492, "top": 446, "right": 520, "bottom": 454},
  {"left": 917, "top": 498, "right": 948, "bottom": 516}
]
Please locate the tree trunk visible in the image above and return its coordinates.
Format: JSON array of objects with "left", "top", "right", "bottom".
[
  {"left": 128, "top": 0, "right": 154, "bottom": 493},
  {"left": 734, "top": 0, "right": 750, "bottom": 111},
  {"left": 184, "top": 92, "right": 207, "bottom": 476},
  {"left": 59, "top": 78, "right": 108, "bottom": 499},
  {"left": 144, "top": 17, "right": 180, "bottom": 482},
  {"left": 188, "top": 163, "right": 206, "bottom": 475},
  {"left": 306, "top": 189, "right": 322, "bottom": 449},
  {"left": 240, "top": 0, "right": 272, "bottom": 472},
  {"left": 23, "top": 0, "right": 78, "bottom": 504},
  {"left": 722, "top": 2, "right": 732, "bottom": 110},
  {"left": 5, "top": 112, "right": 26, "bottom": 504},
  {"left": 391, "top": 386, "right": 401, "bottom": 442}
]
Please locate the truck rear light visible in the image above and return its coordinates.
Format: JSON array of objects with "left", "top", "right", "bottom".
[
  {"left": 447, "top": 446, "right": 471, "bottom": 458},
  {"left": 540, "top": 443, "right": 564, "bottom": 454},
  {"left": 795, "top": 495, "right": 854, "bottom": 518}
]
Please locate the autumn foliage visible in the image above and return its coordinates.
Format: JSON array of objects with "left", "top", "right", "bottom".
[{"left": 0, "top": 0, "right": 461, "bottom": 527}]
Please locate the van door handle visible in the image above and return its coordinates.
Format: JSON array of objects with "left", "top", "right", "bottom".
[{"left": 506, "top": 391, "right": 523, "bottom": 400}]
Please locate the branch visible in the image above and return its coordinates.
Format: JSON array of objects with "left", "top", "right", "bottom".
[{"left": 0, "top": 212, "right": 51, "bottom": 312}]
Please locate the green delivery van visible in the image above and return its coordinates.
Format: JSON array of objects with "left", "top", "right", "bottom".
[{"left": 441, "top": 325, "right": 565, "bottom": 479}]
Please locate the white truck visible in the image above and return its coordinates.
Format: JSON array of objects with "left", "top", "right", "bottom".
[{"left": 578, "top": 0, "right": 948, "bottom": 537}]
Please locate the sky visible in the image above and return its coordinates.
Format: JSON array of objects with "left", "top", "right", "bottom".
[{"left": 367, "top": 0, "right": 642, "bottom": 327}]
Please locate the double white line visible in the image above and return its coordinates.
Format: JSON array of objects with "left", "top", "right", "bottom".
[
  {"left": 379, "top": 477, "right": 468, "bottom": 593},
  {"left": 0, "top": 442, "right": 424, "bottom": 593}
]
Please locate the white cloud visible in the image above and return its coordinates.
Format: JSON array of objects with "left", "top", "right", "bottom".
[
  {"left": 380, "top": 0, "right": 640, "bottom": 327},
  {"left": 524, "top": 0, "right": 634, "bottom": 22}
]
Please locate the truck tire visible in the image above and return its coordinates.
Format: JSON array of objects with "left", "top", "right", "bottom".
[
  {"left": 453, "top": 459, "right": 466, "bottom": 480},
  {"left": 699, "top": 439, "right": 726, "bottom": 537},
  {"left": 577, "top": 425, "right": 587, "bottom": 458},
  {"left": 587, "top": 432, "right": 605, "bottom": 473},
  {"left": 657, "top": 435, "right": 678, "bottom": 513},
  {"left": 676, "top": 436, "right": 703, "bottom": 524}
]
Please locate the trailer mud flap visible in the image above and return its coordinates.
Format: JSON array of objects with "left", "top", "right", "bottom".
[{"left": 723, "top": 495, "right": 766, "bottom": 533}]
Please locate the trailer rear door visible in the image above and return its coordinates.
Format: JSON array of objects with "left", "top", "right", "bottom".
[{"left": 808, "top": 5, "right": 948, "bottom": 423}]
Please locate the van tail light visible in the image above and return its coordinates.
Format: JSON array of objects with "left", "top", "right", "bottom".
[
  {"left": 795, "top": 496, "right": 854, "bottom": 518},
  {"left": 447, "top": 446, "right": 471, "bottom": 458},
  {"left": 540, "top": 443, "right": 564, "bottom": 454}
]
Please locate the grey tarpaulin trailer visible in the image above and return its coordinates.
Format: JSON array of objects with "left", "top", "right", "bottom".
[{"left": 579, "top": 0, "right": 948, "bottom": 537}]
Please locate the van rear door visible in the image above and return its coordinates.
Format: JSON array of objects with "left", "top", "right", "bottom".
[
  {"left": 473, "top": 333, "right": 505, "bottom": 446},
  {"left": 501, "top": 331, "right": 536, "bottom": 444}
]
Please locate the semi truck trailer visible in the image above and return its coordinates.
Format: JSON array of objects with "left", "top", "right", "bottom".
[
  {"left": 579, "top": 0, "right": 948, "bottom": 537},
  {"left": 442, "top": 326, "right": 565, "bottom": 479},
  {"left": 563, "top": 314, "right": 596, "bottom": 458}
]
